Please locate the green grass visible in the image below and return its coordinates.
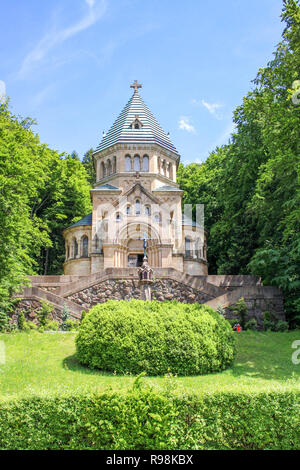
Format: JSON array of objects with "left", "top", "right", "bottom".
[{"left": 0, "top": 330, "right": 299, "bottom": 400}]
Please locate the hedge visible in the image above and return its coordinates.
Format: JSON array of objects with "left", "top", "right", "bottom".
[
  {"left": 76, "top": 300, "right": 236, "bottom": 375},
  {"left": 0, "top": 384, "right": 299, "bottom": 449}
]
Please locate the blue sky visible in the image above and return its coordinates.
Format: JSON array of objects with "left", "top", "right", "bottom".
[{"left": 0, "top": 0, "right": 284, "bottom": 164}]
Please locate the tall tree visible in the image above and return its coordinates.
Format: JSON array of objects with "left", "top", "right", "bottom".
[
  {"left": 82, "top": 148, "right": 96, "bottom": 185},
  {"left": 177, "top": 0, "right": 300, "bottom": 324}
]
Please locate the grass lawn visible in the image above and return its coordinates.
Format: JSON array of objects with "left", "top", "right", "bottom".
[{"left": 0, "top": 330, "right": 299, "bottom": 400}]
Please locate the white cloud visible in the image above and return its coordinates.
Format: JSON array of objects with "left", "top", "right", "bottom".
[
  {"left": 192, "top": 98, "right": 223, "bottom": 120},
  {"left": 18, "top": 0, "right": 106, "bottom": 79},
  {"left": 0, "top": 80, "right": 6, "bottom": 98},
  {"left": 201, "top": 100, "right": 222, "bottom": 115},
  {"left": 178, "top": 116, "right": 196, "bottom": 133}
]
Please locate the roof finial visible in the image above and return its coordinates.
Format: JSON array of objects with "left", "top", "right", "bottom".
[{"left": 130, "top": 80, "right": 142, "bottom": 93}]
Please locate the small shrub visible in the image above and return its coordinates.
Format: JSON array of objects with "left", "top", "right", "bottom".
[
  {"left": 37, "top": 302, "right": 53, "bottom": 327},
  {"left": 28, "top": 322, "right": 38, "bottom": 331},
  {"left": 18, "top": 311, "right": 28, "bottom": 331},
  {"left": 0, "top": 311, "right": 9, "bottom": 332},
  {"left": 44, "top": 320, "right": 60, "bottom": 331},
  {"left": 245, "top": 318, "right": 258, "bottom": 331},
  {"left": 64, "top": 319, "right": 79, "bottom": 331},
  {"left": 80, "top": 311, "right": 87, "bottom": 323},
  {"left": 76, "top": 300, "right": 236, "bottom": 376},
  {"left": 230, "top": 297, "right": 249, "bottom": 329},
  {"left": 228, "top": 318, "right": 239, "bottom": 328},
  {"left": 216, "top": 305, "right": 226, "bottom": 316},
  {"left": 276, "top": 320, "right": 289, "bottom": 332},
  {"left": 263, "top": 319, "right": 277, "bottom": 331},
  {"left": 61, "top": 304, "right": 70, "bottom": 331}
]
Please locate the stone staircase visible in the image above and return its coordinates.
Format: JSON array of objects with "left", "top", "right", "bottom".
[{"left": 16, "top": 269, "right": 284, "bottom": 323}]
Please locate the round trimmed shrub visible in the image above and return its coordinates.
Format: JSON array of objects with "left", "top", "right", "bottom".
[{"left": 76, "top": 300, "right": 236, "bottom": 376}]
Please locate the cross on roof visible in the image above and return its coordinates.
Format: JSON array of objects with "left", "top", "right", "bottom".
[{"left": 130, "top": 80, "right": 142, "bottom": 93}]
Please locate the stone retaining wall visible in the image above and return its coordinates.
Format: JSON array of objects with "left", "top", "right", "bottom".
[
  {"left": 11, "top": 299, "right": 65, "bottom": 326},
  {"left": 13, "top": 270, "right": 285, "bottom": 327},
  {"left": 66, "top": 278, "right": 213, "bottom": 310}
]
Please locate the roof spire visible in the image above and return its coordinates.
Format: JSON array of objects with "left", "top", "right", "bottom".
[{"left": 130, "top": 80, "right": 142, "bottom": 93}]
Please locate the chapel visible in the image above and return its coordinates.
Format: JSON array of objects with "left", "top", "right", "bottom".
[{"left": 63, "top": 81, "right": 208, "bottom": 276}]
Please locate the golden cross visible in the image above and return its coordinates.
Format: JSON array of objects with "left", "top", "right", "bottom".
[{"left": 130, "top": 80, "right": 142, "bottom": 93}]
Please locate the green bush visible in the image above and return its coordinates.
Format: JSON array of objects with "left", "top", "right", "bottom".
[
  {"left": 17, "top": 311, "right": 28, "bottom": 331},
  {"left": 0, "top": 311, "right": 9, "bottom": 333},
  {"left": 276, "top": 320, "right": 289, "bottom": 332},
  {"left": 37, "top": 302, "right": 53, "bottom": 327},
  {"left": 244, "top": 318, "right": 258, "bottom": 331},
  {"left": 0, "top": 385, "right": 298, "bottom": 450},
  {"left": 263, "top": 319, "right": 277, "bottom": 331},
  {"left": 76, "top": 300, "right": 236, "bottom": 376},
  {"left": 64, "top": 319, "right": 80, "bottom": 331},
  {"left": 230, "top": 297, "right": 248, "bottom": 329},
  {"left": 80, "top": 310, "right": 87, "bottom": 323},
  {"left": 43, "top": 320, "right": 60, "bottom": 331}
]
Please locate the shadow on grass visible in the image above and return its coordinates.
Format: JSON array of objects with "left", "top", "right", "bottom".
[
  {"left": 62, "top": 354, "right": 114, "bottom": 377},
  {"left": 230, "top": 360, "right": 299, "bottom": 382}
]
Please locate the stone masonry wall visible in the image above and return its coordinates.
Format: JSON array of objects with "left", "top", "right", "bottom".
[
  {"left": 12, "top": 299, "right": 66, "bottom": 326},
  {"left": 66, "top": 278, "right": 213, "bottom": 310},
  {"left": 224, "top": 296, "right": 285, "bottom": 328}
]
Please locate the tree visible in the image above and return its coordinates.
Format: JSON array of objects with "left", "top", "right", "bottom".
[
  {"left": 82, "top": 148, "right": 96, "bottom": 185},
  {"left": 177, "top": 0, "right": 300, "bottom": 325}
]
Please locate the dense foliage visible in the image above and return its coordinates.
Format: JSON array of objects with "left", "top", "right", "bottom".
[
  {"left": 0, "top": 101, "right": 91, "bottom": 311},
  {"left": 0, "top": 382, "right": 298, "bottom": 449},
  {"left": 76, "top": 300, "right": 236, "bottom": 375},
  {"left": 177, "top": 0, "right": 300, "bottom": 325}
]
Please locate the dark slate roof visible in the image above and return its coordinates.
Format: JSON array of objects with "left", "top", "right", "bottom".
[
  {"left": 153, "top": 185, "right": 183, "bottom": 192},
  {"left": 93, "top": 183, "right": 120, "bottom": 191},
  {"left": 68, "top": 213, "right": 92, "bottom": 228},
  {"left": 94, "top": 90, "right": 179, "bottom": 156}
]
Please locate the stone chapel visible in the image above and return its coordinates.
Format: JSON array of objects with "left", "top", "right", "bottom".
[{"left": 63, "top": 81, "right": 208, "bottom": 276}]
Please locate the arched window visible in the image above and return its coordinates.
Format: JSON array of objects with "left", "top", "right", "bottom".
[
  {"left": 113, "top": 156, "right": 117, "bottom": 173},
  {"left": 136, "top": 199, "right": 141, "bottom": 215},
  {"left": 116, "top": 212, "right": 121, "bottom": 222},
  {"left": 162, "top": 160, "right": 167, "bottom": 176},
  {"left": 142, "top": 155, "right": 149, "bottom": 172},
  {"left": 67, "top": 245, "right": 70, "bottom": 259},
  {"left": 101, "top": 161, "right": 105, "bottom": 178},
  {"left": 145, "top": 205, "right": 151, "bottom": 216},
  {"left": 169, "top": 163, "right": 173, "bottom": 180},
  {"left": 134, "top": 155, "right": 140, "bottom": 171},
  {"left": 126, "top": 205, "right": 131, "bottom": 216},
  {"left": 74, "top": 239, "right": 78, "bottom": 258},
  {"left": 125, "top": 155, "right": 131, "bottom": 172},
  {"left": 185, "top": 238, "right": 191, "bottom": 257},
  {"left": 157, "top": 157, "right": 161, "bottom": 174},
  {"left": 94, "top": 234, "right": 99, "bottom": 252},
  {"left": 107, "top": 159, "right": 112, "bottom": 175},
  {"left": 154, "top": 212, "right": 161, "bottom": 223},
  {"left": 82, "top": 236, "right": 88, "bottom": 258}
]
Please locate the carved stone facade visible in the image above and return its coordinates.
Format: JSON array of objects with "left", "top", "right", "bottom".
[{"left": 63, "top": 84, "right": 208, "bottom": 277}]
